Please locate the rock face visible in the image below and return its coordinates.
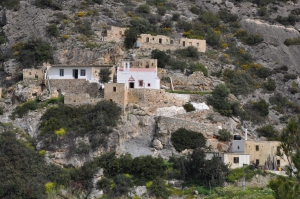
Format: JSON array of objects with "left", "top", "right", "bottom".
[
  {"left": 14, "top": 83, "right": 43, "bottom": 102},
  {"left": 54, "top": 45, "right": 124, "bottom": 65},
  {"left": 1, "top": 1, "right": 54, "bottom": 52},
  {"left": 240, "top": 19, "right": 300, "bottom": 73}
]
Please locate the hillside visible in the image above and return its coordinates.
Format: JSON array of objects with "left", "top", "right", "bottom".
[{"left": 0, "top": 0, "right": 300, "bottom": 198}]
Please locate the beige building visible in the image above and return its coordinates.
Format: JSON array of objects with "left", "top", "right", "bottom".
[
  {"left": 104, "top": 83, "right": 128, "bottom": 107},
  {"left": 23, "top": 69, "right": 45, "bottom": 80},
  {"left": 131, "top": 59, "right": 157, "bottom": 68},
  {"left": 103, "top": 26, "right": 127, "bottom": 42},
  {"left": 137, "top": 34, "right": 206, "bottom": 52},
  {"left": 230, "top": 140, "right": 288, "bottom": 169}
]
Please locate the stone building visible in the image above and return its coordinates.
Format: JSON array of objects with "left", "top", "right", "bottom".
[
  {"left": 137, "top": 34, "right": 206, "bottom": 52},
  {"left": 102, "top": 26, "right": 127, "bottom": 42},
  {"left": 230, "top": 140, "right": 288, "bottom": 170},
  {"left": 23, "top": 69, "right": 45, "bottom": 80},
  {"left": 131, "top": 59, "right": 157, "bottom": 68}
]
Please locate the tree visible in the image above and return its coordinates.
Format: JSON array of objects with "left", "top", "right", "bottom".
[
  {"left": 217, "top": 129, "right": 233, "bottom": 142},
  {"left": 46, "top": 23, "right": 59, "bottom": 37},
  {"left": 269, "top": 116, "right": 300, "bottom": 198},
  {"left": 124, "top": 28, "right": 138, "bottom": 49},
  {"left": 151, "top": 49, "right": 170, "bottom": 68},
  {"left": 99, "top": 68, "right": 112, "bottom": 83}
]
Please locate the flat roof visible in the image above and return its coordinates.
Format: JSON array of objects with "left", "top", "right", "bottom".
[
  {"left": 119, "top": 68, "right": 156, "bottom": 72},
  {"left": 51, "top": 65, "right": 114, "bottom": 67}
]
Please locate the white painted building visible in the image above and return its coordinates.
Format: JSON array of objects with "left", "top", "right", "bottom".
[
  {"left": 206, "top": 152, "right": 250, "bottom": 169},
  {"left": 46, "top": 65, "right": 114, "bottom": 83},
  {"left": 117, "top": 61, "right": 160, "bottom": 89}
]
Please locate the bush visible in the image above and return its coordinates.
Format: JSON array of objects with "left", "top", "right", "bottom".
[
  {"left": 264, "top": 78, "right": 276, "bottom": 91},
  {"left": 175, "top": 46, "right": 199, "bottom": 59},
  {"left": 96, "top": 178, "right": 111, "bottom": 193},
  {"left": 151, "top": 49, "right": 171, "bottom": 68},
  {"left": 253, "top": 99, "right": 269, "bottom": 117},
  {"left": 0, "top": 130, "right": 70, "bottom": 199},
  {"left": 284, "top": 37, "right": 300, "bottom": 46},
  {"left": 0, "top": 107, "right": 3, "bottom": 115},
  {"left": 13, "top": 37, "right": 53, "bottom": 67},
  {"left": 0, "top": 0, "right": 20, "bottom": 10},
  {"left": 217, "top": 129, "right": 233, "bottom": 142},
  {"left": 157, "top": 7, "right": 167, "bottom": 16},
  {"left": 99, "top": 68, "right": 112, "bottom": 83},
  {"left": 171, "top": 128, "right": 206, "bottom": 152},
  {"left": 276, "top": 14, "right": 299, "bottom": 26},
  {"left": 223, "top": 69, "right": 255, "bottom": 96},
  {"left": 136, "top": 4, "right": 150, "bottom": 14},
  {"left": 283, "top": 73, "right": 297, "bottom": 82},
  {"left": 34, "top": 0, "right": 62, "bottom": 10},
  {"left": 256, "top": 125, "right": 279, "bottom": 140},
  {"left": 124, "top": 28, "right": 138, "bottom": 49},
  {"left": 218, "top": 8, "right": 238, "bottom": 23},
  {"left": 189, "top": 63, "right": 208, "bottom": 76},
  {"left": 46, "top": 24, "right": 59, "bottom": 37},
  {"left": 200, "top": 11, "right": 220, "bottom": 28},
  {"left": 74, "top": 20, "right": 94, "bottom": 36},
  {"left": 76, "top": 141, "right": 90, "bottom": 154},
  {"left": 183, "top": 102, "right": 196, "bottom": 112},
  {"left": 149, "top": 178, "right": 171, "bottom": 199},
  {"left": 172, "top": 13, "right": 180, "bottom": 21},
  {"left": 110, "top": 174, "right": 133, "bottom": 197},
  {"left": 0, "top": 36, "right": 6, "bottom": 45}
]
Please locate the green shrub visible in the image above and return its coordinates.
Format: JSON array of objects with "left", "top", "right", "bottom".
[
  {"left": 124, "top": 28, "right": 138, "bottom": 49},
  {"left": 256, "top": 125, "right": 279, "bottom": 140},
  {"left": 0, "top": 36, "right": 6, "bottom": 45},
  {"left": 96, "top": 178, "right": 111, "bottom": 193},
  {"left": 0, "top": 0, "right": 20, "bottom": 10},
  {"left": 264, "top": 78, "right": 276, "bottom": 91},
  {"left": 283, "top": 73, "right": 297, "bottom": 82},
  {"left": 157, "top": 7, "right": 166, "bottom": 16},
  {"left": 151, "top": 49, "right": 171, "bottom": 68},
  {"left": 217, "top": 129, "right": 233, "bottom": 142},
  {"left": 183, "top": 102, "right": 196, "bottom": 112},
  {"left": 284, "top": 38, "right": 300, "bottom": 46},
  {"left": 172, "top": 13, "right": 180, "bottom": 21},
  {"left": 170, "top": 60, "right": 188, "bottom": 72},
  {"left": 99, "top": 68, "right": 112, "bottom": 83},
  {"left": 242, "top": 34, "right": 264, "bottom": 45},
  {"left": 13, "top": 37, "right": 53, "bottom": 67},
  {"left": 74, "top": 20, "right": 94, "bottom": 36},
  {"left": 253, "top": 99, "right": 269, "bottom": 117},
  {"left": 110, "top": 174, "right": 133, "bottom": 197},
  {"left": 175, "top": 46, "right": 199, "bottom": 59},
  {"left": 189, "top": 63, "right": 208, "bottom": 76},
  {"left": 200, "top": 11, "right": 220, "bottom": 28},
  {"left": 34, "top": 0, "right": 62, "bottom": 10},
  {"left": 149, "top": 178, "right": 171, "bottom": 199},
  {"left": 171, "top": 128, "right": 206, "bottom": 152},
  {"left": 205, "top": 28, "right": 222, "bottom": 48},
  {"left": 0, "top": 107, "right": 3, "bottom": 115},
  {"left": 76, "top": 141, "right": 90, "bottom": 154},
  {"left": 190, "top": 6, "right": 203, "bottom": 15},
  {"left": 0, "top": 130, "right": 70, "bottom": 199},
  {"left": 223, "top": 69, "right": 255, "bottom": 96},
  {"left": 257, "top": 7, "right": 268, "bottom": 16},
  {"left": 136, "top": 4, "right": 150, "bottom": 14},
  {"left": 218, "top": 8, "right": 238, "bottom": 23},
  {"left": 46, "top": 24, "right": 59, "bottom": 37},
  {"left": 276, "top": 14, "right": 298, "bottom": 26}
]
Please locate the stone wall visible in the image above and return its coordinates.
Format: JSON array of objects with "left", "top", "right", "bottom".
[
  {"left": 131, "top": 59, "right": 157, "bottom": 68},
  {"left": 104, "top": 83, "right": 127, "bottom": 107},
  {"left": 49, "top": 79, "right": 99, "bottom": 98},
  {"left": 64, "top": 93, "right": 103, "bottom": 106},
  {"left": 137, "top": 34, "right": 206, "bottom": 52},
  {"left": 23, "top": 69, "right": 45, "bottom": 80},
  {"left": 104, "top": 26, "right": 127, "bottom": 42}
]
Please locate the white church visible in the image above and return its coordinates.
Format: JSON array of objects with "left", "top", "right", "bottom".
[{"left": 117, "top": 60, "right": 160, "bottom": 89}]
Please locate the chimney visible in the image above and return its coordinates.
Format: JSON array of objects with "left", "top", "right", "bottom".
[{"left": 245, "top": 129, "right": 248, "bottom": 140}]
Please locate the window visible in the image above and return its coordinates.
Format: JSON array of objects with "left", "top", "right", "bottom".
[
  {"left": 80, "top": 69, "right": 86, "bottom": 76},
  {"left": 183, "top": 41, "right": 185, "bottom": 46},
  {"left": 159, "top": 38, "right": 162, "bottom": 44},
  {"left": 113, "top": 87, "right": 116, "bottom": 92},
  {"left": 197, "top": 43, "right": 199, "bottom": 46},
  {"left": 146, "top": 37, "right": 149, "bottom": 42},
  {"left": 148, "top": 83, "right": 150, "bottom": 87},
  {"left": 256, "top": 159, "right": 260, "bottom": 165},
  {"left": 237, "top": 146, "right": 240, "bottom": 149},
  {"left": 139, "top": 80, "right": 144, "bottom": 87},
  {"left": 256, "top": 145, "right": 259, "bottom": 151},
  {"left": 59, "top": 69, "right": 64, "bottom": 76},
  {"left": 233, "top": 157, "right": 239, "bottom": 163},
  {"left": 277, "top": 159, "right": 280, "bottom": 166}
]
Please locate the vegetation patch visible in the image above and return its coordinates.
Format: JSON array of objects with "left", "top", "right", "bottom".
[
  {"left": 284, "top": 38, "right": 300, "bottom": 46},
  {"left": 217, "top": 129, "right": 233, "bottom": 142},
  {"left": 226, "top": 166, "right": 265, "bottom": 183},
  {"left": 11, "top": 96, "right": 64, "bottom": 119},
  {"left": 183, "top": 102, "right": 196, "bottom": 112},
  {"left": 38, "top": 100, "right": 121, "bottom": 152},
  {"left": 34, "top": 0, "right": 62, "bottom": 10},
  {"left": 256, "top": 125, "right": 279, "bottom": 141},
  {"left": 171, "top": 128, "right": 206, "bottom": 152},
  {"left": 13, "top": 37, "right": 53, "bottom": 67}
]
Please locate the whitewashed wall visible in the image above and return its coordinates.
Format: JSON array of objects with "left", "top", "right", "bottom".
[
  {"left": 224, "top": 154, "right": 250, "bottom": 169},
  {"left": 48, "top": 67, "right": 92, "bottom": 80}
]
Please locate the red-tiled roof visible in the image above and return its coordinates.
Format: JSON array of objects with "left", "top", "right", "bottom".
[{"left": 119, "top": 68, "right": 156, "bottom": 72}]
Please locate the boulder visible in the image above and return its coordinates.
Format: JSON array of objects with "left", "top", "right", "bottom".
[{"left": 152, "top": 138, "right": 163, "bottom": 150}]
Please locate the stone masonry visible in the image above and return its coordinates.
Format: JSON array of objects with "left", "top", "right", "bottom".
[{"left": 23, "top": 69, "right": 45, "bottom": 80}]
